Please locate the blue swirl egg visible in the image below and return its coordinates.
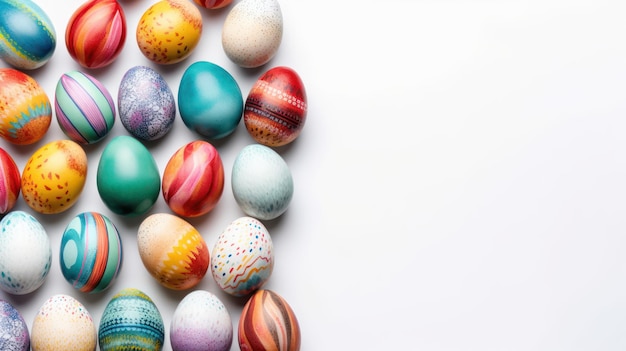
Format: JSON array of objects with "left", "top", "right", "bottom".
[{"left": 0, "top": 0, "right": 56, "bottom": 69}]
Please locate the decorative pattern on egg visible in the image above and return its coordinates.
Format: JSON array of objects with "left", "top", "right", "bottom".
[
  {"left": 0, "top": 300, "right": 29, "bottom": 351},
  {"left": 0, "top": 147, "right": 21, "bottom": 215}
]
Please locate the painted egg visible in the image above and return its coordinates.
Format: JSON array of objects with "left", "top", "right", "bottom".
[
  {"left": 137, "top": 213, "right": 210, "bottom": 290},
  {"left": 178, "top": 61, "right": 243, "bottom": 139},
  {"left": 66, "top": 0, "right": 126, "bottom": 69},
  {"left": 55, "top": 71, "right": 116, "bottom": 144},
  {"left": 0, "top": 211, "right": 50, "bottom": 295},
  {"left": 0, "top": 147, "right": 20, "bottom": 215},
  {"left": 98, "top": 288, "right": 165, "bottom": 351},
  {"left": 0, "top": 300, "right": 29, "bottom": 351},
  {"left": 231, "top": 144, "right": 293, "bottom": 220},
  {"left": 0, "top": 68, "right": 51, "bottom": 145},
  {"left": 118, "top": 65, "right": 176, "bottom": 141},
  {"left": 238, "top": 289, "right": 301, "bottom": 351},
  {"left": 211, "top": 216, "right": 273, "bottom": 296},
  {"left": 162, "top": 140, "right": 224, "bottom": 218},
  {"left": 21, "top": 140, "right": 87, "bottom": 214},
  {"left": 245, "top": 66, "right": 308, "bottom": 147},
  {"left": 31, "top": 294, "right": 97, "bottom": 351},
  {"left": 96, "top": 135, "right": 160, "bottom": 216},
  {"left": 193, "top": 0, "right": 232, "bottom": 9},
  {"left": 136, "top": 0, "right": 202, "bottom": 65},
  {"left": 170, "top": 290, "right": 233, "bottom": 351},
  {"left": 222, "top": 0, "right": 283, "bottom": 68},
  {"left": 60, "top": 212, "right": 122, "bottom": 293},
  {"left": 0, "top": 0, "right": 56, "bottom": 70}
]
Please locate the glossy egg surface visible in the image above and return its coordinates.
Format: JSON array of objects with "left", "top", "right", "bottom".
[
  {"left": 178, "top": 61, "right": 243, "bottom": 139},
  {"left": 98, "top": 288, "right": 165, "bottom": 351},
  {"left": 55, "top": 70, "right": 116, "bottom": 144},
  {"left": 193, "top": 0, "right": 232, "bottom": 9},
  {"left": 0, "top": 0, "right": 56, "bottom": 69},
  {"left": 231, "top": 144, "right": 293, "bottom": 220},
  {"left": 0, "top": 300, "right": 29, "bottom": 351},
  {"left": 31, "top": 294, "right": 97, "bottom": 351},
  {"left": 162, "top": 140, "right": 224, "bottom": 217},
  {"left": 66, "top": 0, "right": 126, "bottom": 69},
  {"left": 245, "top": 66, "right": 307, "bottom": 146},
  {"left": 211, "top": 216, "right": 273, "bottom": 296},
  {"left": 21, "top": 139, "right": 88, "bottom": 214},
  {"left": 136, "top": 0, "right": 202, "bottom": 65},
  {"left": 96, "top": 135, "right": 160, "bottom": 216},
  {"left": 138, "top": 213, "right": 210, "bottom": 290},
  {"left": 170, "top": 290, "right": 233, "bottom": 351},
  {"left": 238, "top": 289, "right": 301, "bottom": 351},
  {"left": 0, "top": 68, "right": 51, "bottom": 145},
  {"left": 222, "top": 0, "right": 283, "bottom": 68},
  {"left": 0, "top": 147, "right": 20, "bottom": 215},
  {"left": 60, "top": 212, "right": 122, "bottom": 293},
  {"left": 118, "top": 65, "right": 176, "bottom": 141}
]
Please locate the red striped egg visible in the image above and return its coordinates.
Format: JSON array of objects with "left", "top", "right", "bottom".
[
  {"left": 0, "top": 148, "right": 20, "bottom": 215},
  {"left": 55, "top": 71, "right": 115, "bottom": 144},
  {"left": 244, "top": 66, "right": 307, "bottom": 147}
]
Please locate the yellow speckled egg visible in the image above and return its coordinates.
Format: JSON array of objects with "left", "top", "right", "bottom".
[
  {"left": 21, "top": 140, "right": 87, "bottom": 214},
  {"left": 136, "top": 0, "right": 202, "bottom": 65}
]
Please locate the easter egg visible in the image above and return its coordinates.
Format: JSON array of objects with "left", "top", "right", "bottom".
[
  {"left": 0, "top": 300, "right": 29, "bottom": 351},
  {"left": 0, "top": 68, "right": 51, "bottom": 145},
  {"left": 178, "top": 61, "right": 243, "bottom": 139},
  {"left": 162, "top": 140, "right": 224, "bottom": 217},
  {"left": 136, "top": 0, "right": 202, "bottom": 65},
  {"left": 60, "top": 212, "right": 122, "bottom": 293},
  {"left": 170, "top": 290, "right": 233, "bottom": 351},
  {"left": 96, "top": 135, "right": 160, "bottom": 216},
  {"left": 0, "top": 211, "right": 51, "bottom": 295},
  {"left": 211, "top": 216, "right": 273, "bottom": 297},
  {"left": 118, "top": 65, "right": 176, "bottom": 141},
  {"left": 0, "top": 147, "right": 20, "bottom": 215},
  {"left": 193, "top": 0, "right": 232, "bottom": 9},
  {"left": 231, "top": 144, "right": 293, "bottom": 220},
  {"left": 222, "top": 0, "right": 283, "bottom": 68},
  {"left": 98, "top": 288, "right": 165, "bottom": 351},
  {"left": 21, "top": 140, "right": 88, "bottom": 214},
  {"left": 0, "top": 0, "right": 56, "bottom": 70},
  {"left": 55, "top": 70, "right": 116, "bottom": 144},
  {"left": 244, "top": 66, "right": 308, "bottom": 147},
  {"left": 137, "top": 213, "right": 210, "bottom": 290},
  {"left": 66, "top": 0, "right": 126, "bottom": 69},
  {"left": 31, "top": 294, "right": 97, "bottom": 351},
  {"left": 238, "top": 290, "right": 301, "bottom": 351}
]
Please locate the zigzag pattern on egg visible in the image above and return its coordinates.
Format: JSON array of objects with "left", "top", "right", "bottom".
[{"left": 157, "top": 228, "right": 210, "bottom": 290}]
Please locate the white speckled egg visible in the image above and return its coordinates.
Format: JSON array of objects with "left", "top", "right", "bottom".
[
  {"left": 222, "top": 0, "right": 283, "bottom": 68},
  {"left": 0, "top": 211, "right": 51, "bottom": 295},
  {"left": 31, "top": 294, "right": 97, "bottom": 351},
  {"left": 211, "top": 216, "right": 273, "bottom": 297},
  {"left": 170, "top": 290, "right": 233, "bottom": 351},
  {"left": 231, "top": 144, "right": 293, "bottom": 220}
]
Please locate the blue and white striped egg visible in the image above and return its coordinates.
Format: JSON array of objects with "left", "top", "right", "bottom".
[
  {"left": 60, "top": 212, "right": 123, "bottom": 294},
  {"left": 0, "top": 300, "right": 29, "bottom": 351},
  {"left": 0, "top": 210, "right": 51, "bottom": 295},
  {"left": 99, "top": 288, "right": 165, "bottom": 351},
  {"left": 55, "top": 71, "right": 115, "bottom": 144},
  {"left": 231, "top": 144, "right": 293, "bottom": 220},
  {"left": 0, "top": 0, "right": 56, "bottom": 70}
]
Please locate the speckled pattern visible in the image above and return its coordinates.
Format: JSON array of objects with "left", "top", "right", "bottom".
[
  {"left": 0, "top": 300, "right": 29, "bottom": 351},
  {"left": 222, "top": 0, "right": 283, "bottom": 68}
]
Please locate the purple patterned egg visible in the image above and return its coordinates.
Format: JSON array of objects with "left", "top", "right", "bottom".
[
  {"left": 118, "top": 65, "right": 175, "bottom": 141},
  {"left": 55, "top": 71, "right": 115, "bottom": 144},
  {"left": 0, "top": 300, "right": 29, "bottom": 351}
]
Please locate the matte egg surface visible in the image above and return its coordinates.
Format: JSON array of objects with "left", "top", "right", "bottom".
[
  {"left": 0, "top": 0, "right": 56, "bottom": 69},
  {"left": 0, "top": 300, "right": 29, "bottom": 351},
  {"left": 0, "top": 147, "right": 21, "bottom": 215},
  {"left": 0, "top": 68, "right": 51, "bottom": 145}
]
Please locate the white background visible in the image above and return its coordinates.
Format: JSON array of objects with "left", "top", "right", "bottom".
[{"left": 2, "top": 0, "right": 626, "bottom": 350}]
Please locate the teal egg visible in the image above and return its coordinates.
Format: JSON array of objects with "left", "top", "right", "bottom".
[
  {"left": 0, "top": 0, "right": 56, "bottom": 70},
  {"left": 97, "top": 136, "right": 160, "bottom": 216},
  {"left": 178, "top": 61, "right": 243, "bottom": 139}
]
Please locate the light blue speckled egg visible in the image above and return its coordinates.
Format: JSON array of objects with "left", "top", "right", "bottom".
[
  {"left": 0, "top": 300, "right": 29, "bottom": 351},
  {"left": 0, "top": 0, "right": 56, "bottom": 69},
  {"left": 231, "top": 144, "right": 293, "bottom": 220},
  {"left": 0, "top": 210, "right": 51, "bottom": 295}
]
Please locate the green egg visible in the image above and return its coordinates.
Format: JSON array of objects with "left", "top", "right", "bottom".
[{"left": 96, "top": 135, "right": 160, "bottom": 216}]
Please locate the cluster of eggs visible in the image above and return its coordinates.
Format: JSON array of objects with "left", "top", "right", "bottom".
[{"left": 0, "top": 0, "right": 307, "bottom": 349}]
